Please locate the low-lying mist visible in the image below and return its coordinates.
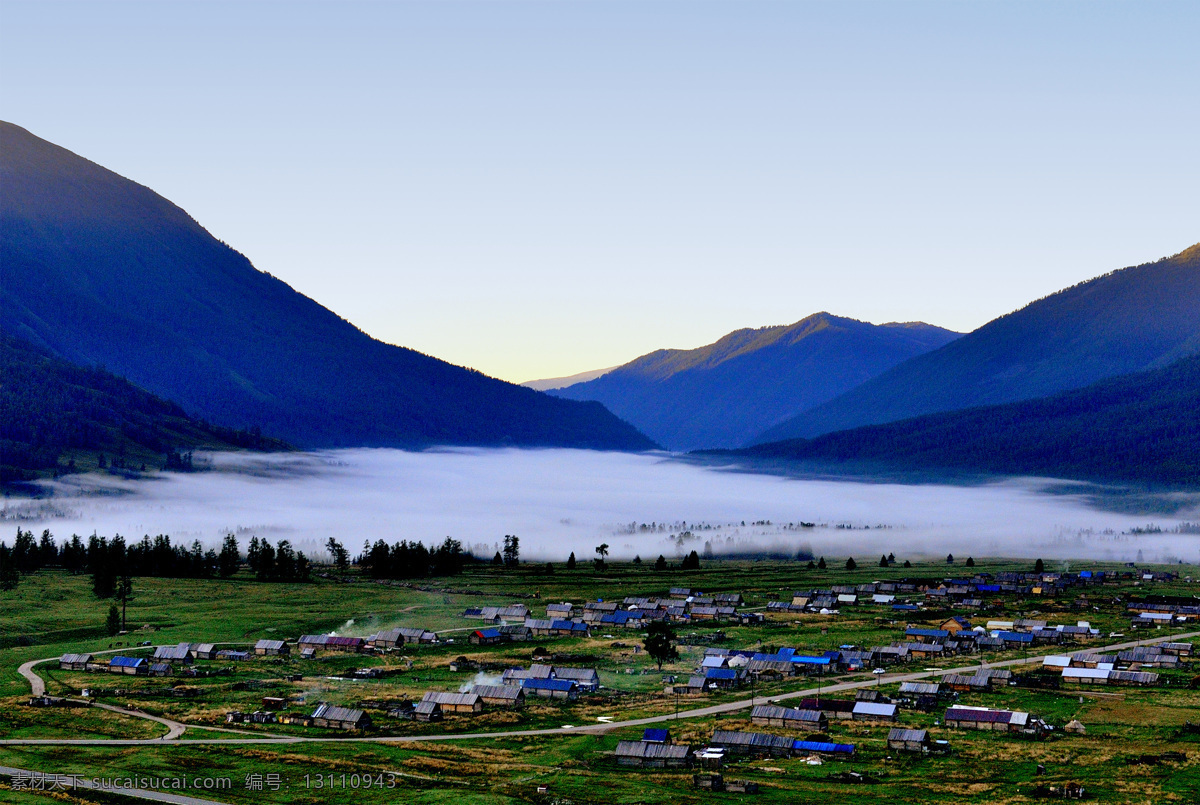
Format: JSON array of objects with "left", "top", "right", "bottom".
[{"left": 4, "top": 448, "right": 1199, "bottom": 565}]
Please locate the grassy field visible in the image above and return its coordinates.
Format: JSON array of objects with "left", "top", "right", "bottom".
[{"left": 2, "top": 558, "right": 1199, "bottom": 803}]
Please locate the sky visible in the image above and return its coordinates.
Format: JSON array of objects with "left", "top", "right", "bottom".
[{"left": 2, "top": 1, "right": 1197, "bottom": 382}]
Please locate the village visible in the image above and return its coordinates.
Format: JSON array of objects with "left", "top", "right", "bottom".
[{"left": 18, "top": 560, "right": 1198, "bottom": 801}]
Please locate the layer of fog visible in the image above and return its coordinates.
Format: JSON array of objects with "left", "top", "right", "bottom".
[{"left": 4, "top": 448, "right": 1199, "bottom": 565}]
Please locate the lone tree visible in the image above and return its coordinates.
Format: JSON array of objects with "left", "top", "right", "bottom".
[
  {"left": 1034, "top": 558, "right": 1045, "bottom": 573},
  {"left": 903, "top": 559, "right": 912, "bottom": 568},
  {"left": 644, "top": 621, "right": 679, "bottom": 670},
  {"left": 632, "top": 555, "right": 642, "bottom": 565},
  {"left": 888, "top": 552, "right": 895, "bottom": 564},
  {"left": 845, "top": 557, "right": 857, "bottom": 570},
  {"left": 946, "top": 553, "right": 954, "bottom": 564},
  {"left": 566, "top": 552, "right": 576, "bottom": 570},
  {"left": 491, "top": 551, "right": 503, "bottom": 566},
  {"left": 806, "top": 560, "right": 816, "bottom": 569},
  {"left": 503, "top": 535, "right": 520, "bottom": 567},
  {"left": 105, "top": 604, "right": 121, "bottom": 636},
  {"left": 966, "top": 556, "right": 975, "bottom": 567},
  {"left": 594, "top": 543, "right": 609, "bottom": 569},
  {"left": 817, "top": 557, "right": 827, "bottom": 570},
  {"left": 654, "top": 555, "right": 667, "bottom": 571},
  {"left": 116, "top": 575, "right": 133, "bottom": 631},
  {"left": 879, "top": 555, "right": 889, "bottom": 568},
  {"left": 544, "top": 562, "right": 554, "bottom": 575},
  {"left": 326, "top": 538, "right": 349, "bottom": 570}
]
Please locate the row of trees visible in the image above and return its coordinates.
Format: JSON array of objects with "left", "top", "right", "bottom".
[
  {"left": 357, "top": 537, "right": 468, "bottom": 580},
  {"left": 245, "top": 536, "right": 311, "bottom": 582}
]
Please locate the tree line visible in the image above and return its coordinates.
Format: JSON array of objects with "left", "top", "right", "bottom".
[{"left": 357, "top": 537, "right": 469, "bottom": 580}]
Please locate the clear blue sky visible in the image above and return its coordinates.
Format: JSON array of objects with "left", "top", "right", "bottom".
[{"left": 2, "top": 1, "right": 1197, "bottom": 382}]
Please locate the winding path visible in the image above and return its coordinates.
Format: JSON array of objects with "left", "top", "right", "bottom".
[{"left": 6, "top": 630, "right": 1195, "bottom": 748}]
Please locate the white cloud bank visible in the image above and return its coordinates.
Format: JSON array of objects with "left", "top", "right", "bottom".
[{"left": 3, "top": 448, "right": 1198, "bottom": 564}]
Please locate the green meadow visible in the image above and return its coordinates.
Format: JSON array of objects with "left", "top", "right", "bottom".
[{"left": 2, "top": 558, "right": 1199, "bottom": 804}]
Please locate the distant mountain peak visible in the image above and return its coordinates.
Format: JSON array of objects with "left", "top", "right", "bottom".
[{"left": 551, "top": 313, "right": 960, "bottom": 450}]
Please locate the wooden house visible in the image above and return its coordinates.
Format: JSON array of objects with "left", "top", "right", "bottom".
[
  {"left": 852, "top": 702, "right": 898, "bottom": 722},
  {"left": 554, "top": 667, "right": 601, "bottom": 692},
  {"left": 750, "top": 705, "right": 826, "bottom": 730},
  {"left": 310, "top": 703, "right": 371, "bottom": 730},
  {"left": 888, "top": 728, "right": 930, "bottom": 753},
  {"left": 798, "top": 697, "right": 855, "bottom": 721},
  {"left": 59, "top": 653, "right": 92, "bottom": 671},
  {"left": 471, "top": 685, "right": 524, "bottom": 708},
  {"left": 107, "top": 656, "right": 147, "bottom": 675},
  {"left": 944, "top": 706, "right": 1031, "bottom": 733},
  {"left": 470, "top": 628, "right": 504, "bottom": 646},
  {"left": 154, "top": 643, "right": 193, "bottom": 664},
  {"left": 421, "top": 691, "right": 482, "bottom": 714},
  {"left": 709, "top": 730, "right": 794, "bottom": 758},
  {"left": 413, "top": 701, "right": 443, "bottom": 722},
  {"left": 615, "top": 740, "right": 691, "bottom": 768},
  {"left": 520, "top": 678, "right": 578, "bottom": 700}
]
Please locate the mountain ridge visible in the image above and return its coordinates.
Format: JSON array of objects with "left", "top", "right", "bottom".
[
  {"left": 0, "top": 121, "right": 657, "bottom": 452},
  {"left": 551, "top": 312, "right": 960, "bottom": 450},
  {"left": 756, "top": 244, "right": 1200, "bottom": 443}
]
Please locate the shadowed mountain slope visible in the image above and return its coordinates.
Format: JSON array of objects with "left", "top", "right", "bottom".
[
  {"left": 0, "top": 122, "right": 655, "bottom": 451},
  {"left": 757, "top": 244, "right": 1200, "bottom": 443},
  {"left": 734, "top": 353, "right": 1200, "bottom": 487},
  {"left": 0, "top": 334, "right": 289, "bottom": 484}
]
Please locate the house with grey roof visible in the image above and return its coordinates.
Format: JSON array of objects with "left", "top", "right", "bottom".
[{"left": 311, "top": 703, "right": 371, "bottom": 730}]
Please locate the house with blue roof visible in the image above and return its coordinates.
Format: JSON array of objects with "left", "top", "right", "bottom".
[
  {"left": 997, "top": 631, "right": 1034, "bottom": 646},
  {"left": 793, "top": 739, "right": 855, "bottom": 756},
  {"left": 703, "top": 667, "right": 746, "bottom": 688},
  {"left": 107, "top": 656, "right": 148, "bottom": 675},
  {"left": 520, "top": 678, "right": 579, "bottom": 700},
  {"left": 470, "top": 628, "right": 504, "bottom": 646}
]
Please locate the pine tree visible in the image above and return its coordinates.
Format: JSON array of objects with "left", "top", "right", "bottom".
[
  {"left": 116, "top": 575, "right": 133, "bottom": 630},
  {"left": 880, "top": 555, "right": 889, "bottom": 568},
  {"left": 966, "top": 556, "right": 975, "bottom": 567},
  {"left": 817, "top": 557, "right": 827, "bottom": 570},
  {"left": 218, "top": 534, "right": 240, "bottom": 578},
  {"left": 502, "top": 535, "right": 521, "bottom": 567},
  {"left": 566, "top": 552, "right": 577, "bottom": 570},
  {"left": 106, "top": 604, "right": 121, "bottom": 636},
  {"left": 845, "top": 557, "right": 857, "bottom": 570},
  {"left": 0, "top": 544, "right": 19, "bottom": 591},
  {"left": 654, "top": 555, "right": 667, "bottom": 571},
  {"left": 1034, "top": 558, "right": 1045, "bottom": 573},
  {"left": 326, "top": 538, "right": 349, "bottom": 570}
]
